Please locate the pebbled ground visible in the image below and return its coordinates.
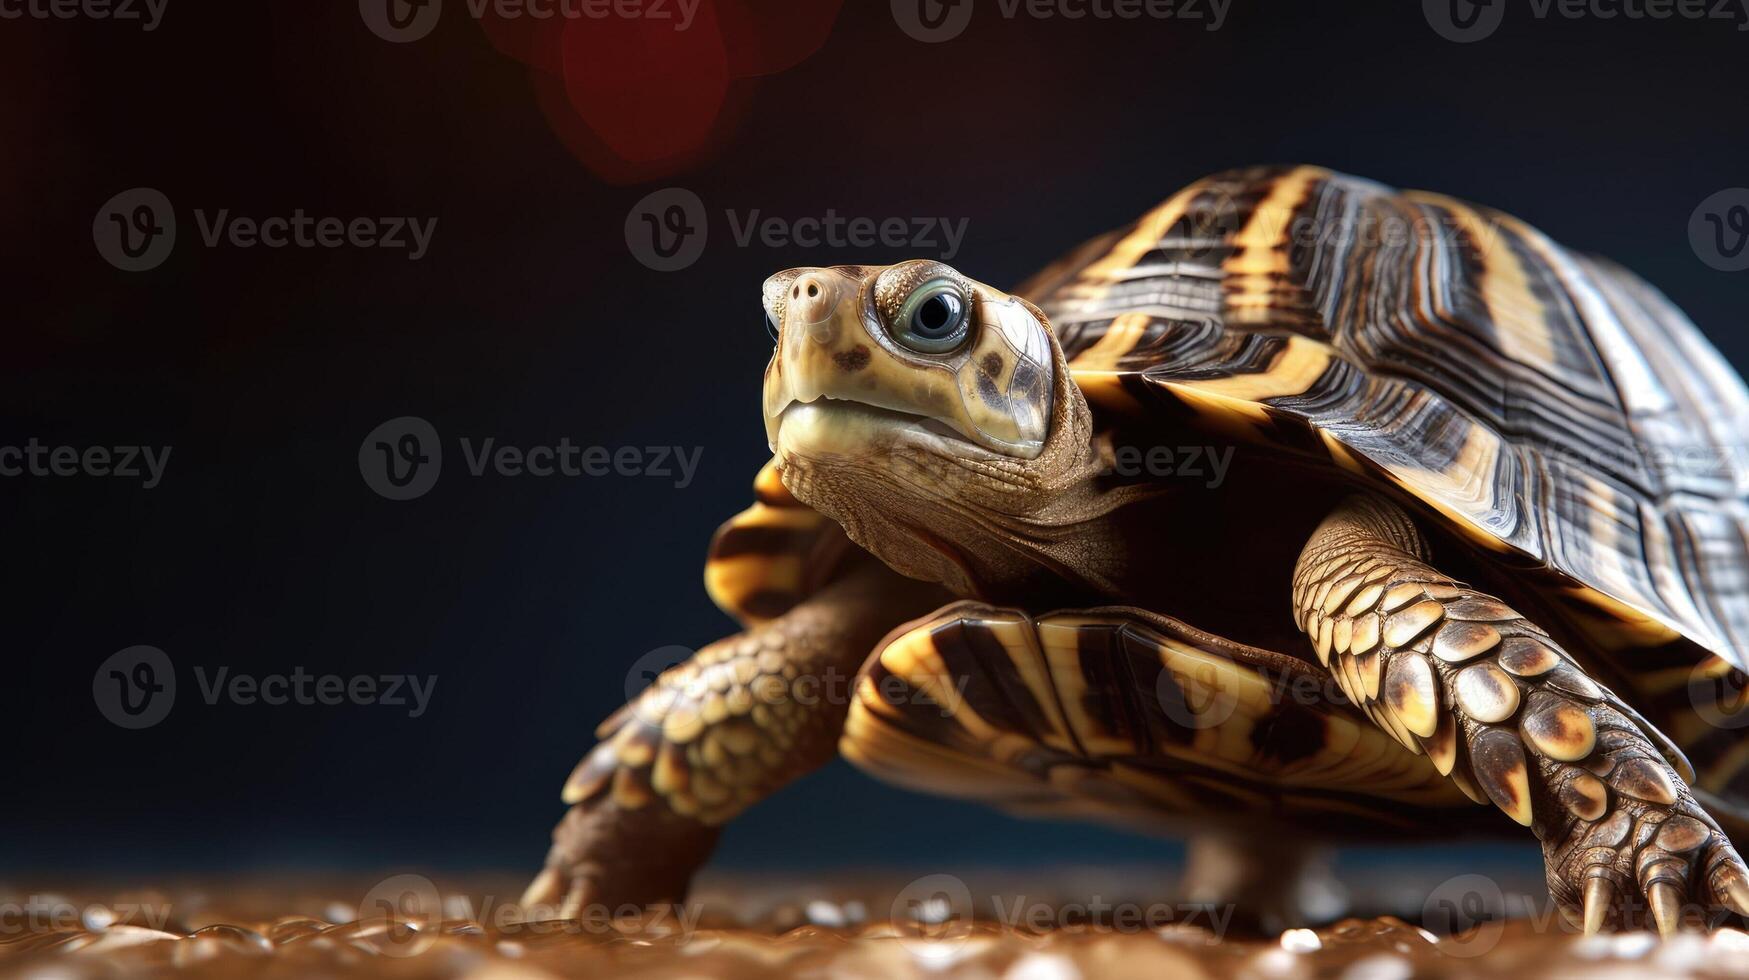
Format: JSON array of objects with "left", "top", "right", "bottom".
[{"left": 5, "top": 871, "right": 1749, "bottom": 979}]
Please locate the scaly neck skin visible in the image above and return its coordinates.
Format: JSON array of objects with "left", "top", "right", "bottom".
[{"left": 777, "top": 362, "right": 1150, "bottom": 603}]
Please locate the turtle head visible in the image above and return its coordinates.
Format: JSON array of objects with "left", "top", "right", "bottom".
[
  {"left": 761, "top": 260, "right": 1055, "bottom": 459},
  {"left": 760, "top": 260, "right": 1121, "bottom": 597}
]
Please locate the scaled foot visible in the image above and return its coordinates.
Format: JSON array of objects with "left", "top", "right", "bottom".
[{"left": 1295, "top": 495, "right": 1749, "bottom": 934}]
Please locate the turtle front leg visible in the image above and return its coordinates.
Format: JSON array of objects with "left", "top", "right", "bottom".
[
  {"left": 523, "top": 560, "right": 945, "bottom": 915},
  {"left": 1294, "top": 495, "right": 1749, "bottom": 933}
]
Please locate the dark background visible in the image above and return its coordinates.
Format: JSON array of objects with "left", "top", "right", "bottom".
[{"left": 5, "top": 0, "right": 1747, "bottom": 882}]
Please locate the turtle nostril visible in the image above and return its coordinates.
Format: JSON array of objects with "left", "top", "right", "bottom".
[{"left": 787, "top": 272, "right": 839, "bottom": 335}]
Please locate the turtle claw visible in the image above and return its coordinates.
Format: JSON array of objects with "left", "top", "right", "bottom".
[
  {"left": 520, "top": 866, "right": 563, "bottom": 910},
  {"left": 1648, "top": 881, "right": 1684, "bottom": 936},
  {"left": 1703, "top": 838, "right": 1749, "bottom": 918},
  {"left": 1582, "top": 876, "right": 1616, "bottom": 935},
  {"left": 560, "top": 878, "right": 589, "bottom": 921},
  {"left": 517, "top": 864, "right": 595, "bottom": 921},
  {"left": 1549, "top": 773, "right": 1748, "bottom": 933},
  {"left": 1716, "top": 858, "right": 1749, "bottom": 918}
]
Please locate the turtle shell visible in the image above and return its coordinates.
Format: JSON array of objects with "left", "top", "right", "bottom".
[{"left": 1018, "top": 166, "right": 1749, "bottom": 797}]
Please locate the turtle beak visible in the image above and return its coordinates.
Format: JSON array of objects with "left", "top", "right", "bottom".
[{"left": 761, "top": 267, "right": 868, "bottom": 452}]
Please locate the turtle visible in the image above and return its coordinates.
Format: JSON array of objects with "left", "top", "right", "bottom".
[{"left": 524, "top": 165, "right": 1749, "bottom": 934}]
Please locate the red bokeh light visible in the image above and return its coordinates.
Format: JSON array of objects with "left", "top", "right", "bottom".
[
  {"left": 718, "top": 0, "right": 843, "bottom": 77},
  {"left": 475, "top": 0, "right": 844, "bottom": 181},
  {"left": 558, "top": 4, "right": 730, "bottom": 164}
]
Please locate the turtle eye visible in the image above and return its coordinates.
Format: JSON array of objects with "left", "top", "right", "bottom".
[
  {"left": 764, "top": 307, "right": 781, "bottom": 343},
  {"left": 891, "top": 279, "right": 969, "bottom": 353}
]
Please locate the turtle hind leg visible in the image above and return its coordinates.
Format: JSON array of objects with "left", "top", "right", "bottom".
[
  {"left": 1295, "top": 494, "right": 1749, "bottom": 934},
  {"left": 842, "top": 601, "right": 1472, "bottom": 923},
  {"left": 1182, "top": 832, "right": 1344, "bottom": 933}
]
